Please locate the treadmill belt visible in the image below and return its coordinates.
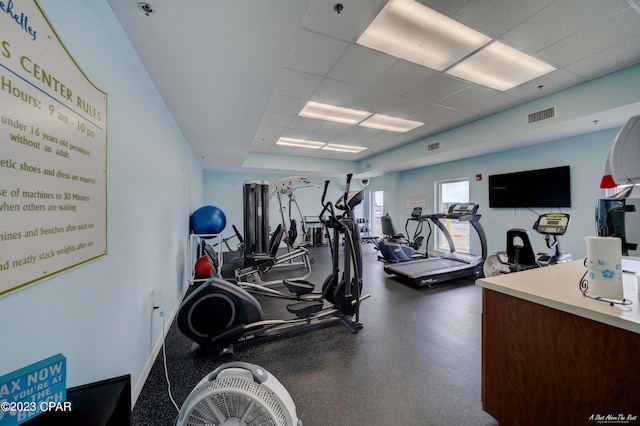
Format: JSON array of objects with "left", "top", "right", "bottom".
[
  {"left": 387, "top": 258, "right": 465, "bottom": 277},
  {"left": 384, "top": 257, "right": 479, "bottom": 287}
]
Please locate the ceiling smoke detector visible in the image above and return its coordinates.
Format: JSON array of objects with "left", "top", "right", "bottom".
[{"left": 139, "top": 2, "right": 155, "bottom": 16}]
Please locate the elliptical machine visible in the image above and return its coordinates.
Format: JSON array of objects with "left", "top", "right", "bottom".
[{"left": 177, "top": 174, "right": 367, "bottom": 358}]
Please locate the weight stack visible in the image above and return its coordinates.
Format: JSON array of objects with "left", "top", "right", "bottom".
[{"left": 243, "top": 180, "right": 270, "bottom": 261}]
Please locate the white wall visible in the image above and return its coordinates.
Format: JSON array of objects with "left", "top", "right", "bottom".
[
  {"left": 0, "top": 0, "right": 202, "bottom": 404},
  {"left": 391, "top": 128, "right": 616, "bottom": 259}
]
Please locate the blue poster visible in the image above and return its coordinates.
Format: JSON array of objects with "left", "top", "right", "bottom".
[{"left": 0, "top": 353, "right": 67, "bottom": 425}]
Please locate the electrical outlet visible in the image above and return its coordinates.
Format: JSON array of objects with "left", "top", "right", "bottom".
[{"left": 149, "top": 288, "right": 156, "bottom": 308}]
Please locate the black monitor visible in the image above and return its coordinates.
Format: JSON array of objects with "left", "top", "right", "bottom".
[{"left": 489, "top": 166, "right": 571, "bottom": 208}]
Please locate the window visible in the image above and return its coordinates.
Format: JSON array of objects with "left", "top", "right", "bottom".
[
  {"left": 372, "top": 190, "right": 384, "bottom": 237},
  {"left": 435, "top": 178, "right": 469, "bottom": 252}
]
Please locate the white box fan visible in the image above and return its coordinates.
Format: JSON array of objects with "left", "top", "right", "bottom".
[{"left": 176, "top": 362, "right": 302, "bottom": 426}]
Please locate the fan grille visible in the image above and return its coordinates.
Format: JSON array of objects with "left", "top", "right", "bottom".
[{"left": 181, "top": 377, "right": 289, "bottom": 426}]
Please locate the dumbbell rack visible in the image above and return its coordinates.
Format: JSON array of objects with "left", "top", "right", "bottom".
[{"left": 188, "top": 233, "right": 223, "bottom": 286}]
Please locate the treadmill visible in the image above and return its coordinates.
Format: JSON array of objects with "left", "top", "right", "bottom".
[{"left": 383, "top": 202, "right": 488, "bottom": 288}]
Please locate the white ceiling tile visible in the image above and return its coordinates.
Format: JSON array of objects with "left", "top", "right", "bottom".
[
  {"left": 539, "top": 10, "right": 640, "bottom": 67},
  {"left": 273, "top": 69, "right": 323, "bottom": 99},
  {"left": 455, "top": 0, "right": 554, "bottom": 37},
  {"left": 251, "top": 134, "right": 279, "bottom": 150},
  {"left": 327, "top": 44, "right": 398, "bottom": 87},
  {"left": 505, "top": 68, "right": 584, "bottom": 100},
  {"left": 270, "top": 145, "right": 312, "bottom": 157},
  {"left": 265, "top": 94, "right": 307, "bottom": 115},
  {"left": 313, "top": 121, "right": 353, "bottom": 138},
  {"left": 501, "top": 0, "right": 630, "bottom": 53},
  {"left": 410, "top": 103, "right": 459, "bottom": 123},
  {"left": 378, "top": 96, "right": 431, "bottom": 117},
  {"left": 427, "top": 110, "right": 483, "bottom": 132},
  {"left": 566, "top": 35, "right": 640, "bottom": 79},
  {"left": 330, "top": 126, "right": 379, "bottom": 148},
  {"left": 369, "top": 60, "right": 438, "bottom": 95},
  {"left": 417, "top": 0, "right": 471, "bottom": 15},
  {"left": 259, "top": 112, "right": 294, "bottom": 128},
  {"left": 348, "top": 89, "right": 401, "bottom": 114},
  {"left": 311, "top": 78, "right": 364, "bottom": 105},
  {"left": 301, "top": 0, "right": 386, "bottom": 42},
  {"left": 460, "top": 93, "right": 523, "bottom": 116},
  {"left": 287, "top": 116, "right": 325, "bottom": 132},
  {"left": 254, "top": 123, "right": 286, "bottom": 138},
  {"left": 406, "top": 74, "right": 470, "bottom": 103},
  {"left": 280, "top": 127, "right": 325, "bottom": 142},
  {"left": 284, "top": 29, "right": 350, "bottom": 76},
  {"left": 437, "top": 84, "right": 499, "bottom": 110}
]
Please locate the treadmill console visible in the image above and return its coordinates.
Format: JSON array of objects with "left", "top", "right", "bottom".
[
  {"left": 533, "top": 213, "right": 570, "bottom": 235},
  {"left": 448, "top": 203, "right": 479, "bottom": 216},
  {"left": 410, "top": 207, "right": 423, "bottom": 218}
]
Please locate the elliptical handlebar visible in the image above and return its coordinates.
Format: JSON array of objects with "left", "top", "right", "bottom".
[
  {"left": 343, "top": 173, "right": 353, "bottom": 216},
  {"left": 321, "top": 179, "right": 329, "bottom": 205},
  {"left": 319, "top": 180, "right": 337, "bottom": 224}
]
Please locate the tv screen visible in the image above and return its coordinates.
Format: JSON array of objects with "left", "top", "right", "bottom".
[{"left": 489, "top": 166, "right": 571, "bottom": 208}]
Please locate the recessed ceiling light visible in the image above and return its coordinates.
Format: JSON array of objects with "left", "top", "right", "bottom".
[
  {"left": 357, "top": 0, "right": 490, "bottom": 71},
  {"left": 299, "top": 101, "right": 372, "bottom": 125},
  {"left": 446, "top": 41, "right": 556, "bottom": 91},
  {"left": 276, "top": 137, "right": 325, "bottom": 149},
  {"left": 321, "top": 143, "right": 368, "bottom": 153},
  {"left": 359, "top": 114, "right": 424, "bottom": 132}
]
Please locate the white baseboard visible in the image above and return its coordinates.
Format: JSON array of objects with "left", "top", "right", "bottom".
[{"left": 131, "top": 288, "right": 185, "bottom": 407}]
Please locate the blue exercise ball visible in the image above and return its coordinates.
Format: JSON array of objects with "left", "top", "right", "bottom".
[{"left": 190, "top": 205, "right": 226, "bottom": 235}]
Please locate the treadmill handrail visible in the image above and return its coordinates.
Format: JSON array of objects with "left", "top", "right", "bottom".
[
  {"left": 430, "top": 216, "right": 456, "bottom": 254},
  {"left": 418, "top": 204, "right": 487, "bottom": 259}
]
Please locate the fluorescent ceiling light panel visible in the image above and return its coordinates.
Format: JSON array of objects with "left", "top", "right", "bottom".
[
  {"left": 446, "top": 41, "right": 556, "bottom": 91},
  {"left": 356, "top": 0, "right": 491, "bottom": 71},
  {"left": 359, "top": 114, "right": 424, "bottom": 132},
  {"left": 299, "top": 101, "right": 372, "bottom": 125},
  {"left": 321, "top": 143, "right": 367, "bottom": 153},
  {"left": 276, "top": 137, "right": 325, "bottom": 149}
]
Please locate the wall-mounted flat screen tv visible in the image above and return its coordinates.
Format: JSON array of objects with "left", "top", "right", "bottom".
[{"left": 489, "top": 165, "right": 571, "bottom": 208}]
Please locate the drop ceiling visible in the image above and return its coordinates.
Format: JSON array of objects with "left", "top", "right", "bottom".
[{"left": 107, "top": 0, "right": 640, "bottom": 175}]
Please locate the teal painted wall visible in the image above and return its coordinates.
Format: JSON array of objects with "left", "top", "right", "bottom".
[{"left": 392, "top": 128, "right": 616, "bottom": 259}]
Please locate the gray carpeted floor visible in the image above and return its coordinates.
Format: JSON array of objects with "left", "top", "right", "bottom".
[{"left": 133, "top": 243, "right": 498, "bottom": 425}]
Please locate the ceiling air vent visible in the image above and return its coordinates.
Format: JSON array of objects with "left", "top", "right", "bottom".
[
  {"left": 427, "top": 141, "right": 440, "bottom": 152},
  {"left": 527, "top": 106, "right": 556, "bottom": 124}
]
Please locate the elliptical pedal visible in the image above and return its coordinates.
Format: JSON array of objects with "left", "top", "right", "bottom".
[
  {"left": 286, "top": 300, "right": 324, "bottom": 318},
  {"left": 283, "top": 279, "right": 315, "bottom": 297}
]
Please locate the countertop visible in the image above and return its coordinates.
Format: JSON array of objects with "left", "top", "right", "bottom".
[{"left": 476, "top": 258, "right": 640, "bottom": 335}]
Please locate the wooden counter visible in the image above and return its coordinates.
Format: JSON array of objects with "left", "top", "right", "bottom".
[{"left": 476, "top": 260, "right": 640, "bottom": 425}]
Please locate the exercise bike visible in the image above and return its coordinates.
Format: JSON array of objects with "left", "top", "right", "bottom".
[
  {"left": 177, "top": 174, "right": 368, "bottom": 358},
  {"left": 484, "top": 212, "right": 572, "bottom": 276},
  {"left": 376, "top": 207, "right": 429, "bottom": 263}
]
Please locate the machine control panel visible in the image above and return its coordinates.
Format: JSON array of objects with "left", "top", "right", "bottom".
[
  {"left": 534, "top": 213, "right": 570, "bottom": 235},
  {"left": 410, "top": 207, "right": 423, "bottom": 218},
  {"left": 448, "top": 202, "right": 479, "bottom": 216}
]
